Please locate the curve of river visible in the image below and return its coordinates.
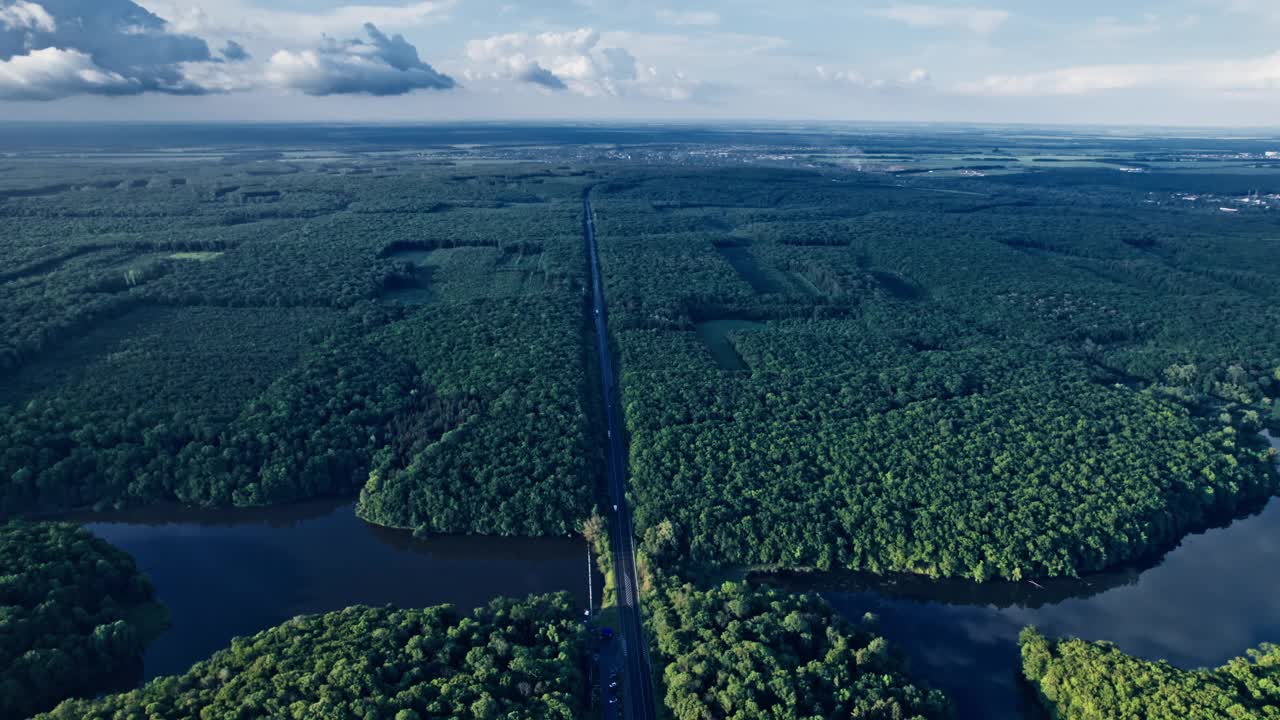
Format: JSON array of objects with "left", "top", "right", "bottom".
[
  {"left": 74, "top": 501, "right": 592, "bottom": 681},
  {"left": 769, "top": 430, "right": 1280, "bottom": 720},
  {"left": 73, "top": 433, "right": 1277, "bottom": 717}
]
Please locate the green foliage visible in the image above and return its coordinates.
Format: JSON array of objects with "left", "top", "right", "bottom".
[
  {"left": 0, "top": 521, "right": 163, "bottom": 719},
  {"left": 594, "top": 167, "right": 1280, "bottom": 580},
  {"left": 627, "top": 354, "right": 1274, "bottom": 580},
  {"left": 649, "top": 582, "right": 950, "bottom": 719},
  {"left": 356, "top": 294, "right": 594, "bottom": 536},
  {"left": 0, "top": 307, "right": 347, "bottom": 513},
  {"left": 1020, "top": 628, "right": 1280, "bottom": 719},
  {"left": 0, "top": 165, "right": 594, "bottom": 538},
  {"left": 39, "top": 594, "right": 588, "bottom": 720}
]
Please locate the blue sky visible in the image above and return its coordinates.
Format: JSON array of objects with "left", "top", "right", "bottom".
[{"left": 1, "top": 0, "right": 1278, "bottom": 125}]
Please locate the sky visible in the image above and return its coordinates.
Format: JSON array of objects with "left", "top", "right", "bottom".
[{"left": 0, "top": 0, "right": 1278, "bottom": 126}]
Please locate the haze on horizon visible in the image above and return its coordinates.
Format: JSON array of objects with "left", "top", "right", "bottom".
[{"left": 0, "top": 0, "right": 1278, "bottom": 128}]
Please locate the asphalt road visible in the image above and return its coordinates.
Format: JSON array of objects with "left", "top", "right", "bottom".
[{"left": 584, "top": 191, "right": 658, "bottom": 720}]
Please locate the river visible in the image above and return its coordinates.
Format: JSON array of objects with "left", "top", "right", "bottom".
[
  {"left": 771, "top": 430, "right": 1280, "bottom": 719},
  {"left": 76, "top": 501, "right": 591, "bottom": 681},
  {"left": 74, "top": 432, "right": 1278, "bottom": 716}
]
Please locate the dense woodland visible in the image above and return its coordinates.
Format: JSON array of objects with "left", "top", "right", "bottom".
[
  {"left": 38, "top": 594, "right": 588, "bottom": 720},
  {"left": 0, "top": 521, "right": 164, "bottom": 720},
  {"left": 357, "top": 294, "right": 594, "bottom": 536},
  {"left": 648, "top": 582, "right": 950, "bottom": 719},
  {"left": 1020, "top": 629, "right": 1280, "bottom": 719},
  {"left": 593, "top": 168, "right": 1280, "bottom": 581},
  {"left": 0, "top": 164, "right": 595, "bottom": 536},
  {"left": 5, "top": 147, "right": 1280, "bottom": 718}
]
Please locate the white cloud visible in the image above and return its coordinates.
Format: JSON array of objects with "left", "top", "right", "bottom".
[
  {"left": 817, "top": 65, "right": 932, "bottom": 90},
  {"left": 466, "top": 28, "right": 704, "bottom": 100},
  {"left": 905, "top": 67, "right": 931, "bottom": 84},
  {"left": 816, "top": 66, "right": 881, "bottom": 89},
  {"left": 0, "top": 0, "right": 55, "bottom": 32},
  {"left": 599, "top": 30, "right": 788, "bottom": 66},
  {"left": 265, "top": 23, "right": 454, "bottom": 96},
  {"left": 466, "top": 29, "right": 605, "bottom": 95},
  {"left": 870, "top": 4, "right": 1009, "bottom": 34},
  {"left": 961, "top": 65, "right": 1152, "bottom": 96},
  {"left": 636, "top": 65, "right": 702, "bottom": 101},
  {"left": 0, "top": 47, "right": 135, "bottom": 100},
  {"left": 656, "top": 9, "right": 721, "bottom": 27},
  {"left": 0, "top": 0, "right": 222, "bottom": 99},
  {"left": 135, "top": 0, "right": 454, "bottom": 41},
  {"left": 176, "top": 59, "right": 257, "bottom": 93},
  {"left": 0, "top": 0, "right": 455, "bottom": 99},
  {"left": 957, "top": 51, "right": 1280, "bottom": 96}
]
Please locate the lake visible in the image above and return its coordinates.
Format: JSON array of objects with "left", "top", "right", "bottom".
[
  {"left": 774, "top": 430, "right": 1280, "bottom": 719},
  {"left": 78, "top": 501, "right": 591, "bottom": 680}
]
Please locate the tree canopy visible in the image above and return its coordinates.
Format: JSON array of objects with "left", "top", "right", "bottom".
[
  {"left": 649, "top": 582, "right": 950, "bottom": 720},
  {"left": 0, "top": 521, "right": 164, "bottom": 719},
  {"left": 38, "top": 594, "right": 588, "bottom": 720},
  {"left": 1020, "top": 628, "right": 1280, "bottom": 719}
]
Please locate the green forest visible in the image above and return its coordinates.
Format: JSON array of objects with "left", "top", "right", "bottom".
[
  {"left": 1020, "top": 629, "right": 1280, "bottom": 719},
  {"left": 4, "top": 144, "right": 1280, "bottom": 719},
  {"left": 648, "top": 582, "right": 950, "bottom": 719},
  {"left": 0, "top": 164, "right": 595, "bottom": 537},
  {"left": 0, "top": 521, "right": 165, "bottom": 719},
  {"left": 37, "top": 594, "right": 588, "bottom": 720},
  {"left": 593, "top": 169, "right": 1280, "bottom": 581}
]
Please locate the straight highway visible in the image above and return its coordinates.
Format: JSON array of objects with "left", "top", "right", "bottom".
[{"left": 583, "top": 191, "right": 658, "bottom": 720}]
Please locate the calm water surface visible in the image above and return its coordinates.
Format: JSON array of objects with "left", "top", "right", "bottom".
[
  {"left": 78, "top": 433, "right": 1278, "bottom": 715},
  {"left": 779, "top": 431, "right": 1280, "bottom": 720},
  {"left": 78, "top": 501, "right": 590, "bottom": 680}
]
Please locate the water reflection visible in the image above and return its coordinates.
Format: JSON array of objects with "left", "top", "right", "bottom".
[
  {"left": 772, "top": 431, "right": 1280, "bottom": 720},
  {"left": 78, "top": 501, "right": 590, "bottom": 681}
]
